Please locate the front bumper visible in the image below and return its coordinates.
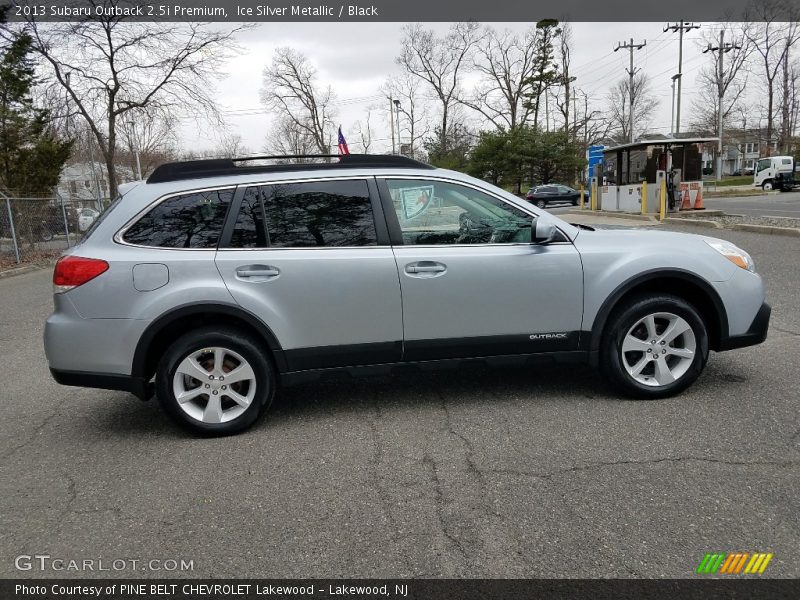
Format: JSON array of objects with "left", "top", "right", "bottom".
[{"left": 718, "top": 302, "right": 771, "bottom": 351}]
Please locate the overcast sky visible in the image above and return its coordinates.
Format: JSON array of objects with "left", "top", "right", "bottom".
[{"left": 180, "top": 22, "right": 723, "bottom": 154}]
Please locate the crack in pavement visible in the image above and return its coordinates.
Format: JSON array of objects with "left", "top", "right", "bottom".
[
  {"left": 772, "top": 326, "right": 800, "bottom": 337},
  {"left": 422, "top": 452, "right": 469, "bottom": 565},
  {"left": 367, "top": 394, "right": 416, "bottom": 575},
  {"left": 0, "top": 406, "right": 61, "bottom": 461},
  {"left": 487, "top": 455, "right": 798, "bottom": 481}
]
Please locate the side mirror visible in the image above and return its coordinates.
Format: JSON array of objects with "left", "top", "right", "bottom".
[{"left": 532, "top": 218, "right": 557, "bottom": 245}]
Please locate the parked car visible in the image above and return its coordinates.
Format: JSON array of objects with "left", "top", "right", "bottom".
[
  {"left": 44, "top": 154, "right": 770, "bottom": 435},
  {"left": 526, "top": 184, "right": 588, "bottom": 209},
  {"left": 78, "top": 207, "right": 100, "bottom": 232}
]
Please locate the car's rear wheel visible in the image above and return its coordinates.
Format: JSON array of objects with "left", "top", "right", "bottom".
[
  {"left": 536, "top": 199, "right": 547, "bottom": 209},
  {"left": 156, "top": 326, "right": 275, "bottom": 435},
  {"left": 601, "top": 294, "right": 709, "bottom": 399}
]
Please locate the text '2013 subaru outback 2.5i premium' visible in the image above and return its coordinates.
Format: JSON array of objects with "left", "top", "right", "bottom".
[{"left": 44, "top": 154, "right": 770, "bottom": 435}]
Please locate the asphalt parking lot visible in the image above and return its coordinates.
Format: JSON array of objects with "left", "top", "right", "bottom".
[{"left": 0, "top": 224, "right": 798, "bottom": 579}]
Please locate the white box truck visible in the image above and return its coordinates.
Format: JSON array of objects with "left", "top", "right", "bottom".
[{"left": 754, "top": 155, "right": 797, "bottom": 191}]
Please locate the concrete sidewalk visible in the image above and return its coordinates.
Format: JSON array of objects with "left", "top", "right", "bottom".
[{"left": 563, "top": 209, "right": 661, "bottom": 227}]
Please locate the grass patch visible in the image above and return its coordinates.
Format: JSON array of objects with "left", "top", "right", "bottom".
[{"left": 707, "top": 176, "right": 754, "bottom": 187}]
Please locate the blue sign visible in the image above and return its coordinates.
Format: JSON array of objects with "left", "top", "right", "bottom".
[{"left": 587, "top": 145, "right": 604, "bottom": 177}]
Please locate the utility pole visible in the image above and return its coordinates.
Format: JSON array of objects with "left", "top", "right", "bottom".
[
  {"left": 670, "top": 74, "right": 679, "bottom": 136},
  {"left": 704, "top": 31, "right": 741, "bottom": 181},
  {"left": 614, "top": 38, "right": 646, "bottom": 143},
  {"left": 388, "top": 98, "right": 396, "bottom": 154},
  {"left": 393, "top": 99, "right": 402, "bottom": 155},
  {"left": 664, "top": 21, "right": 700, "bottom": 134}
]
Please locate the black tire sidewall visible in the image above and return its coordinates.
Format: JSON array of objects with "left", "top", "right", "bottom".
[
  {"left": 156, "top": 327, "right": 274, "bottom": 435},
  {"left": 537, "top": 199, "right": 547, "bottom": 209},
  {"left": 602, "top": 295, "right": 709, "bottom": 399}
]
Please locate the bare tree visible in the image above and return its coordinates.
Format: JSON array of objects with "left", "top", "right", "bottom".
[
  {"left": 744, "top": 1, "right": 800, "bottom": 154},
  {"left": 263, "top": 115, "right": 317, "bottom": 159},
  {"left": 261, "top": 47, "right": 335, "bottom": 156},
  {"left": 397, "top": 22, "right": 483, "bottom": 150},
  {"left": 117, "top": 107, "right": 179, "bottom": 177},
  {"left": 690, "top": 24, "right": 752, "bottom": 136},
  {"left": 351, "top": 111, "right": 374, "bottom": 153},
  {"left": 7, "top": 3, "right": 245, "bottom": 197},
  {"left": 211, "top": 132, "right": 250, "bottom": 158},
  {"left": 458, "top": 26, "right": 537, "bottom": 130},
  {"left": 606, "top": 73, "right": 659, "bottom": 143},
  {"left": 554, "top": 23, "right": 576, "bottom": 134},
  {"left": 382, "top": 72, "right": 430, "bottom": 158}
]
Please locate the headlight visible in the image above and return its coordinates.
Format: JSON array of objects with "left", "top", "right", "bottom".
[{"left": 705, "top": 239, "right": 755, "bottom": 272}]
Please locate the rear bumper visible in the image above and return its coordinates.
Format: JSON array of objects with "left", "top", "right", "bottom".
[
  {"left": 50, "top": 368, "right": 151, "bottom": 400},
  {"left": 718, "top": 302, "right": 771, "bottom": 351}
]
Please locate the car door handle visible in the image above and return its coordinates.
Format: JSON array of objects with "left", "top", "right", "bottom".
[
  {"left": 408, "top": 265, "right": 445, "bottom": 273},
  {"left": 405, "top": 262, "right": 447, "bottom": 277},
  {"left": 235, "top": 265, "right": 280, "bottom": 279}
]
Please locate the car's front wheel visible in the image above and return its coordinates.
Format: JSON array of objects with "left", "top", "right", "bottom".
[
  {"left": 601, "top": 294, "right": 709, "bottom": 399},
  {"left": 762, "top": 180, "right": 773, "bottom": 191},
  {"left": 156, "top": 326, "right": 275, "bottom": 435}
]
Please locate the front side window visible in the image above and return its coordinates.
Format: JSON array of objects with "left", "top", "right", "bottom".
[
  {"left": 386, "top": 179, "right": 532, "bottom": 246},
  {"left": 262, "top": 180, "right": 376, "bottom": 248},
  {"left": 757, "top": 159, "right": 771, "bottom": 172},
  {"left": 122, "top": 189, "right": 233, "bottom": 248}
]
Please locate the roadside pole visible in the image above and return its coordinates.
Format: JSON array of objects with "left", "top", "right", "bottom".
[
  {"left": 5, "top": 197, "right": 20, "bottom": 264},
  {"left": 580, "top": 184, "right": 585, "bottom": 209},
  {"left": 59, "top": 195, "right": 72, "bottom": 247},
  {"left": 659, "top": 179, "right": 667, "bottom": 221},
  {"left": 641, "top": 180, "right": 647, "bottom": 214}
]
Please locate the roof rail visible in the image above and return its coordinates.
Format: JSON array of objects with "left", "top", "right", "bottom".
[{"left": 147, "top": 154, "right": 434, "bottom": 184}]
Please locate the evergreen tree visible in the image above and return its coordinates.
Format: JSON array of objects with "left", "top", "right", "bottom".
[{"left": 0, "top": 32, "right": 71, "bottom": 195}]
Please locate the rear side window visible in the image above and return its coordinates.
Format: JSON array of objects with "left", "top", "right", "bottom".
[
  {"left": 266, "top": 180, "right": 376, "bottom": 248},
  {"left": 122, "top": 189, "right": 233, "bottom": 248}
]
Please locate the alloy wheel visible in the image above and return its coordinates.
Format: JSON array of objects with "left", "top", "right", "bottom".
[
  {"left": 620, "top": 312, "right": 696, "bottom": 387},
  {"left": 172, "top": 347, "right": 257, "bottom": 423}
]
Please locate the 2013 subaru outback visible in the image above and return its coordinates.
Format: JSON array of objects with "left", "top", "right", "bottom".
[{"left": 44, "top": 155, "right": 770, "bottom": 435}]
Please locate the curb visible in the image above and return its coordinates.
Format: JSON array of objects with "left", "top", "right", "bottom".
[
  {"left": 731, "top": 224, "right": 800, "bottom": 237},
  {"left": 0, "top": 264, "right": 45, "bottom": 279},
  {"left": 663, "top": 210, "right": 726, "bottom": 218},
  {"left": 566, "top": 210, "right": 657, "bottom": 222},
  {"left": 663, "top": 218, "right": 723, "bottom": 229}
]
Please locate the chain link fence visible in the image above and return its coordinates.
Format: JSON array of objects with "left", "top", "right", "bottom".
[{"left": 0, "top": 193, "right": 109, "bottom": 268}]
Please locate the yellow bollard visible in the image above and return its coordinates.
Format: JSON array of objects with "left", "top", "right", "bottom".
[
  {"left": 579, "top": 184, "right": 585, "bottom": 210},
  {"left": 590, "top": 182, "right": 597, "bottom": 211},
  {"left": 659, "top": 179, "right": 667, "bottom": 221},
  {"left": 641, "top": 180, "right": 648, "bottom": 215}
]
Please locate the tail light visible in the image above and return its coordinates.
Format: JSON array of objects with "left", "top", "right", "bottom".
[{"left": 53, "top": 256, "right": 109, "bottom": 293}]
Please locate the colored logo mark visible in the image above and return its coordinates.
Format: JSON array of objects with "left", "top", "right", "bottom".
[{"left": 696, "top": 552, "right": 773, "bottom": 574}]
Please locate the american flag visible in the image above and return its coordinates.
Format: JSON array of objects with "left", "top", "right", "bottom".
[{"left": 337, "top": 126, "right": 350, "bottom": 155}]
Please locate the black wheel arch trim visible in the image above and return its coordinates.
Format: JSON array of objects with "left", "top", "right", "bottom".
[
  {"left": 587, "top": 268, "right": 729, "bottom": 353},
  {"left": 132, "top": 302, "right": 287, "bottom": 378}
]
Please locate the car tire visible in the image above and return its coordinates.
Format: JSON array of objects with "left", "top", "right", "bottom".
[
  {"left": 572, "top": 198, "right": 579, "bottom": 206},
  {"left": 762, "top": 181, "right": 773, "bottom": 191},
  {"left": 156, "top": 326, "right": 275, "bottom": 436},
  {"left": 536, "top": 199, "right": 547, "bottom": 209},
  {"left": 600, "top": 294, "right": 709, "bottom": 399}
]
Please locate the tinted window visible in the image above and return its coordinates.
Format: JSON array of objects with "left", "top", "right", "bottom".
[
  {"left": 263, "top": 180, "right": 376, "bottom": 248},
  {"left": 229, "top": 187, "right": 268, "bottom": 248},
  {"left": 123, "top": 189, "right": 233, "bottom": 248},
  {"left": 387, "top": 179, "right": 532, "bottom": 246}
]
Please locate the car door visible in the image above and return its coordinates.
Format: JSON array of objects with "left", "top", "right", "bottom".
[
  {"left": 378, "top": 177, "right": 584, "bottom": 361},
  {"left": 215, "top": 178, "right": 403, "bottom": 371},
  {"left": 556, "top": 185, "right": 577, "bottom": 203}
]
